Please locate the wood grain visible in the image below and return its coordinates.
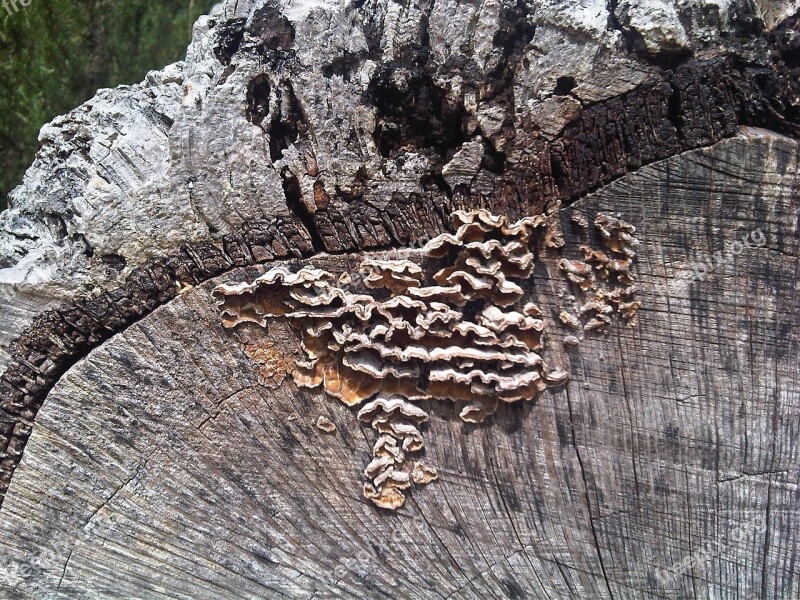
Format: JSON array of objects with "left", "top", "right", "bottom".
[
  {"left": 0, "top": 130, "right": 797, "bottom": 599},
  {"left": 3, "top": 0, "right": 800, "bottom": 510}
]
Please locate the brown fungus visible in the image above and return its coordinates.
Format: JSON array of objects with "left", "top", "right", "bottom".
[
  {"left": 572, "top": 214, "right": 589, "bottom": 228},
  {"left": 584, "top": 314, "right": 612, "bottom": 333},
  {"left": 316, "top": 416, "right": 337, "bottom": 433},
  {"left": 360, "top": 259, "right": 423, "bottom": 294},
  {"left": 243, "top": 341, "right": 295, "bottom": 384},
  {"left": 411, "top": 462, "right": 439, "bottom": 485},
  {"left": 459, "top": 397, "right": 499, "bottom": 423},
  {"left": 594, "top": 213, "right": 639, "bottom": 257},
  {"left": 557, "top": 213, "right": 641, "bottom": 334},
  {"left": 214, "top": 210, "right": 576, "bottom": 509},
  {"left": 363, "top": 483, "right": 406, "bottom": 510},
  {"left": 558, "top": 259, "right": 595, "bottom": 291},
  {"left": 559, "top": 310, "right": 582, "bottom": 330}
]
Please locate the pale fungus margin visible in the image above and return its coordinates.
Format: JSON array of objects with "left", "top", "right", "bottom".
[
  {"left": 316, "top": 415, "right": 337, "bottom": 433},
  {"left": 213, "top": 210, "right": 639, "bottom": 509}
]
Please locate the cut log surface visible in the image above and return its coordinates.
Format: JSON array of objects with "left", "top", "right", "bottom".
[{"left": 0, "top": 0, "right": 799, "bottom": 599}]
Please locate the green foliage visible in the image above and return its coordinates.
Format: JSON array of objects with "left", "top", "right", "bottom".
[{"left": 0, "top": 0, "right": 217, "bottom": 209}]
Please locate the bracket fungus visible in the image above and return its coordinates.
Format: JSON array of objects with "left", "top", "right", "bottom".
[
  {"left": 557, "top": 213, "right": 641, "bottom": 337},
  {"left": 214, "top": 209, "right": 637, "bottom": 509}
]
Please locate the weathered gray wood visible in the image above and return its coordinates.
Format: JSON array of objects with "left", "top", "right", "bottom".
[
  {"left": 2, "top": 0, "right": 800, "bottom": 597},
  {"left": 0, "top": 131, "right": 797, "bottom": 599}
]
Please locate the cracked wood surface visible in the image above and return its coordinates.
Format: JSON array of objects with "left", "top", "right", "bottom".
[
  {"left": 2, "top": 0, "right": 800, "bottom": 505},
  {"left": 1, "top": 0, "right": 799, "bottom": 597},
  {"left": 1, "top": 131, "right": 798, "bottom": 599}
]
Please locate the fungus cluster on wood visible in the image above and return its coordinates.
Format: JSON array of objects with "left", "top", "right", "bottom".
[
  {"left": 557, "top": 213, "right": 640, "bottom": 338},
  {"left": 213, "top": 209, "right": 634, "bottom": 509},
  {"left": 358, "top": 395, "right": 435, "bottom": 509}
]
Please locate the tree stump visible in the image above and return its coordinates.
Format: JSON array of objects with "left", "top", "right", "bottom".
[{"left": 0, "top": 1, "right": 798, "bottom": 598}]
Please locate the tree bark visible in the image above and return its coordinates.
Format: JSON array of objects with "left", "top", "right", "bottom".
[{"left": 0, "top": 1, "right": 799, "bottom": 598}]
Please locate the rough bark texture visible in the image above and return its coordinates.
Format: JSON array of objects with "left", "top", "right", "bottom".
[{"left": 0, "top": 0, "right": 799, "bottom": 598}]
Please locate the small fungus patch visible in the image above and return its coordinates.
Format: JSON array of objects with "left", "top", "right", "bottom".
[
  {"left": 316, "top": 415, "right": 337, "bottom": 433},
  {"left": 557, "top": 213, "right": 640, "bottom": 336}
]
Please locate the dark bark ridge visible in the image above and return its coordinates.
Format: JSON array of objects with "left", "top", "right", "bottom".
[{"left": 1, "top": 4, "right": 799, "bottom": 506}]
